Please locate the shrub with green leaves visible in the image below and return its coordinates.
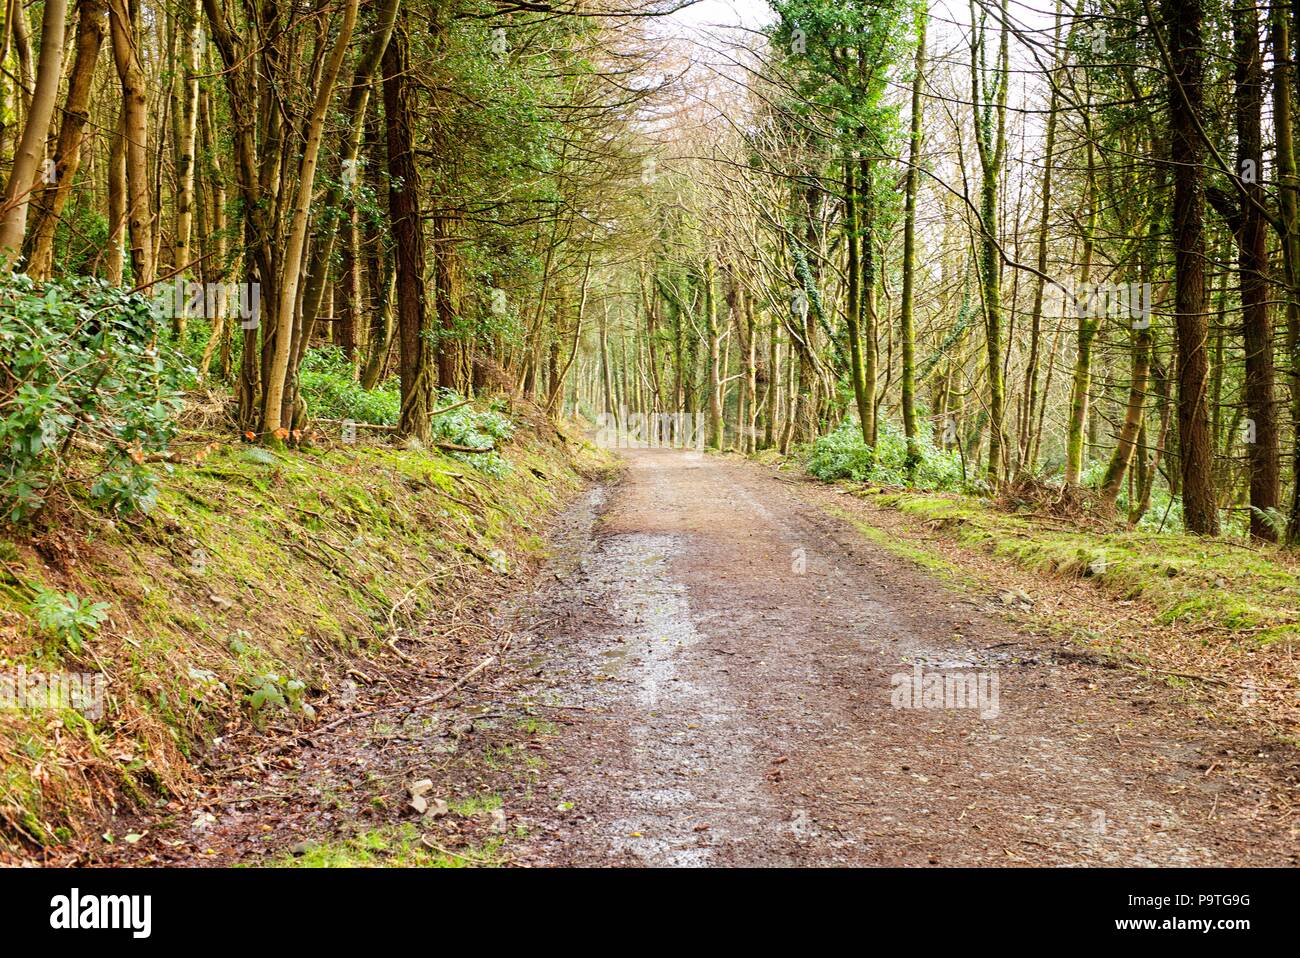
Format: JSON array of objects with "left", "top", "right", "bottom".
[
  {"left": 298, "top": 346, "right": 400, "bottom": 426},
  {"left": 430, "top": 390, "right": 515, "bottom": 478},
  {"left": 807, "top": 418, "right": 964, "bottom": 491},
  {"left": 296, "top": 351, "right": 514, "bottom": 476},
  {"left": 0, "top": 274, "right": 187, "bottom": 519},
  {"left": 247, "top": 673, "right": 314, "bottom": 720},
  {"left": 807, "top": 422, "right": 877, "bottom": 482}
]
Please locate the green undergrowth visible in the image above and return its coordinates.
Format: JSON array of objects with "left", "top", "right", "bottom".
[
  {"left": 847, "top": 486, "right": 1300, "bottom": 643},
  {"left": 269, "top": 822, "right": 509, "bottom": 868},
  {"left": 0, "top": 413, "right": 601, "bottom": 854}
]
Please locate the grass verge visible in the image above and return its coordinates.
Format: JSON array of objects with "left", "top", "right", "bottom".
[{"left": 784, "top": 470, "right": 1300, "bottom": 741}]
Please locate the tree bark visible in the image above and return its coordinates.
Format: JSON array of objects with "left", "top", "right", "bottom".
[
  {"left": 261, "top": 0, "right": 358, "bottom": 437},
  {"left": 705, "top": 259, "right": 723, "bottom": 449},
  {"left": 1163, "top": 0, "right": 1219, "bottom": 534},
  {"left": 383, "top": 17, "right": 436, "bottom": 440},
  {"left": 105, "top": 111, "right": 126, "bottom": 284},
  {"left": 298, "top": 0, "right": 401, "bottom": 369},
  {"left": 899, "top": 15, "right": 927, "bottom": 473},
  {"left": 107, "top": 0, "right": 154, "bottom": 287},
  {"left": 0, "top": 0, "right": 68, "bottom": 264},
  {"left": 843, "top": 150, "right": 872, "bottom": 444},
  {"left": 1231, "top": 2, "right": 1281, "bottom": 539},
  {"left": 170, "top": 0, "right": 202, "bottom": 335},
  {"left": 970, "top": 0, "right": 1010, "bottom": 482}
]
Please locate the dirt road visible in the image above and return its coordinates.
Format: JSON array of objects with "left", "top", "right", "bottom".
[{"left": 507, "top": 449, "right": 1297, "bottom": 866}]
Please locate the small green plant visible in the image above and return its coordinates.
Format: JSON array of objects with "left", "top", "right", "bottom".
[
  {"left": 429, "top": 389, "right": 515, "bottom": 477},
  {"left": 247, "top": 673, "right": 315, "bottom": 719},
  {"left": 29, "top": 589, "right": 110, "bottom": 652},
  {"left": 1251, "top": 506, "right": 1288, "bottom": 540}
]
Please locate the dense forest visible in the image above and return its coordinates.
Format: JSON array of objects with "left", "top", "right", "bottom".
[
  {"left": 4, "top": 0, "right": 1300, "bottom": 884},
  {"left": 1, "top": 0, "right": 1298, "bottom": 544},
  {"left": 603, "top": 0, "right": 1300, "bottom": 546}
]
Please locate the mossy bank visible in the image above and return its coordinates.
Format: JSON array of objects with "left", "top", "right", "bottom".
[{"left": 0, "top": 411, "right": 602, "bottom": 857}]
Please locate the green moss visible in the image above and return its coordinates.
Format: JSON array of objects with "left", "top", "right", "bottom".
[
  {"left": 843, "top": 488, "right": 1300, "bottom": 643},
  {"left": 823, "top": 503, "right": 975, "bottom": 586},
  {"left": 516, "top": 716, "right": 558, "bottom": 736},
  {"left": 268, "top": 823, "right": 507, "bottom": 868},
  {"left": 449, "top": 792, "right": 503, "bottom": 817}
]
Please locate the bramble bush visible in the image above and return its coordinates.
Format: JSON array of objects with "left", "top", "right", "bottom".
[
  {"left": 806, "top": 418, "right": 964, "bottom": 491},
  {"left": 0, "top": 274, "right": 187, "bottom": 520}
]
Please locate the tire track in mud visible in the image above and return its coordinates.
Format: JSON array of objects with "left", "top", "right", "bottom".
[{"left": 507, "top": 450, "right": 1298, "bottom": 867}]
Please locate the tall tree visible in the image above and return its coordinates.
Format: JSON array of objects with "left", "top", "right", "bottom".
[
  {"left": 107, "top": 0, "right": 154, "bottom": 287},
  {"left": 969, "top": 0, "right": 1010, "bottom": 481},
  {"left": 384, "top": 16, "right": 436, "bottom": 441},
  {"left": 898, "top": 13, "right": 927, "bottom": 474},
  {"left": 1161, "top": 0, "right": 1218, "bottom": 534},
  {"left": 1231, "top": 1, "right": 1280, "bottom": 540},
  {"left": 25, "top": 0, "right": 107, "bottom": 279}
]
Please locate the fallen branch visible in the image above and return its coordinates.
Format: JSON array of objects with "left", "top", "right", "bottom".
[
  {"left": 430, "top": 398, "right": 474, "bottom": 417},
  {"left": 404, "top": 654, "right": 498, "bottom": 709},
  {"left": 386, "top": 570, "right": 452, "bottom": 631},
  {"left": 269, "top": 652, "right": 501, "bottom": 750},
  {"left": 1119, "top": 661, "right": 1294, "bottom": 692},
  {"left": 318, "top": 400, "right": 472, "bottom": 435},
  {"left": 437, "top": 442, "right": 494, "bottom": 454}
]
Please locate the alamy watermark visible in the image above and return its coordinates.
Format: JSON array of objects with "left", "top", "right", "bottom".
[
  {"left": 150, "top": 278, "right": 261, "bottom": 330},
  {"left": 50, "top": 888, "right": 151, "bottom": 938},
  {"left": 594, "top": 409, "right": 706, "bottom": 454},
  {"left": 890, "top": 664, "right": 1000, "bottom": 719},
  {"left": 0, "top": 667, "right": 106, "bottom": 720},
  {"left": 1047, "top": 281, "right": 1152, "bottom": 329}
]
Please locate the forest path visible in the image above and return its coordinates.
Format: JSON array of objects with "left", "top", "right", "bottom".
[{"left": 506, "top": 449, "right": 1296, "bottom": 866}]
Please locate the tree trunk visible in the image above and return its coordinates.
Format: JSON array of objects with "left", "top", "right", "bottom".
[
  {"left": 0, "top": 0, "right": 68, "bottom": 264},
  {"left": 169, "top": 0, "right": 202, "bottom": 336},
  {"left": 858, "top": 153, "right": 878, "bottom": 444},
  {"left": 1099, "top": 327, "right": 1152, "bottom": 508},
  {"left": 26, "top": 0, "right": 106, "bottom": 279},
  {"left": 844, "top": 150, "right": 872, "bottom": 445},
  {"left": 1233, "top": 1, "right": 1281, "bottom": 539},
  {"left": 1018, "top": 2, "right": 1062, "bottom": 474},
  {"left": 106, "top": 111, "right": 127, "bottom": 284},
  {"left": 970, "top": 0, "right": 1010, "bottom": 482},
  {"left": 107, "top": 0, "right": 154, "bottom": 288},
  {"left": 383, "top": 16, "right": 436, "bottom": 441},
  {"left": 1164, "top": 0, "right": 1219, "bottom": 534},
  {"left": 298, "top": 0, "right": 401, "bottom": 367},
  {"left": 261, "top": 0, "right": 358, "bottom": 437},
  {"left": 705, "top": 259, "right": 723, "bottom": 449},
  {"left": 900, "top": 16, "right": 927, "bottom": 473},
  {"left": 1271, "top": 3, "right": 1300, "bottom": 543},
  {"left": 1065, "top": 139, "right": 1098, "bottom": 487}
]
